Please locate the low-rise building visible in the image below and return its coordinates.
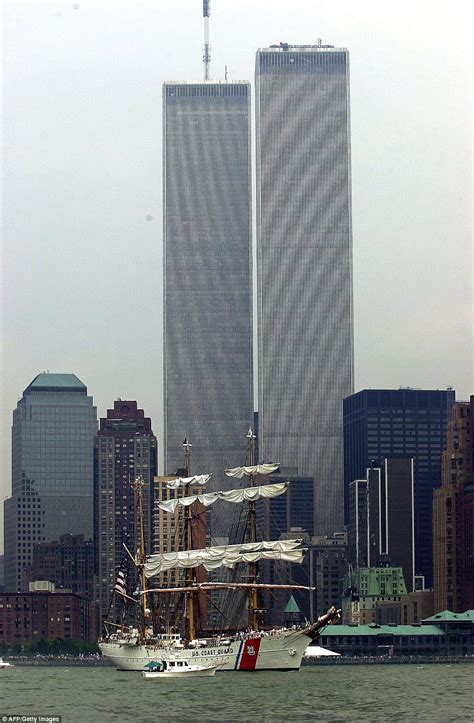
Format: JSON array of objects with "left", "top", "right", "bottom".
[
  {"left": 319, "top": 609, "right": 474, "bottom": 657},
  {"left": 342, "top": 566, "right": 408, "bottom": 624},
  {"left": 375, "top": 589, "right": 434, "bottom": 625},
  {"left": 0, "top": 590, "right": 95, "bottom": 645}
]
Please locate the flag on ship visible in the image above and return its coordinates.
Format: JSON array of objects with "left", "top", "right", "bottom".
[{"left": 114, "top": 564, "right": 127, "bottom": 596}]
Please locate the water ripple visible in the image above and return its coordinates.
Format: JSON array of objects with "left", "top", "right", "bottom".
[{"left": 1, "top": 664, "right": 473, "bottom": 721}]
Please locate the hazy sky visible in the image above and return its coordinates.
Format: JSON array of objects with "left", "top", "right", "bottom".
[{"left": 1, "top": 0, "right": 472, "bottom": 551}]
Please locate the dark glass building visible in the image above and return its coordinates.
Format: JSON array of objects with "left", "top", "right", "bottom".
[
  {"left": 255, "top": 45, "right": 354, "bottom": 536},
  {"left": 258, "top": 472, "right": 316, "bottom": 540},
  {"left": 257, "top": 473, "right": 315, "bottom": 625},
  {"left": 95, "top": 400, "right": 157, "bottom": 623},
  {"left": 163, "top": 81, "right": 253, "bottom": 534},
  {"left": 3, "top": 373, "right": 97, "bottom": 592},
  {"left": 343, "top": 388, "right": 455, "bottom": 586}
]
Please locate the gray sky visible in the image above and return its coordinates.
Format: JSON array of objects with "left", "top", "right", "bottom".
[{"left": 1, "top": 0, "right": 472, "bottom": 551}]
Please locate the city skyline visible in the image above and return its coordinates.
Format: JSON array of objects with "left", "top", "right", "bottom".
[{"left": 2, "top": 0, "right": 472, "bottom": 552}]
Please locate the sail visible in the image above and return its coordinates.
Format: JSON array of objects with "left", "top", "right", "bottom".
[
  {"left": 157, "top": 482, "right": 288, "bottom": 514},
  {"left": 145, "top": 549, "right": 304, "bottom": 575},
  {"left": 144, "top": 582, "right": 316, "bottom": 594},
  {"left": 144, "top": 539, "right": 304, "bottom": 577},
  {"left": 224, "top": 463, "right": 279, "bottom": 479},
  {"left": 165, "top": 474, "right": 211, "bottom": 489}
]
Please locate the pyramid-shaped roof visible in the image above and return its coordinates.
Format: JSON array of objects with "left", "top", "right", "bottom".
[
  {"left": 25, "top": 373, "right": 86, "bottom": 394},
  {"left": 284, "top": 594, "right": 301, "bottom": 614}
]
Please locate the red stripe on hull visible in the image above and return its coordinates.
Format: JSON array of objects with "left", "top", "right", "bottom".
[{"left": 238, "top": 638, "right": 261, "bottom": 670}]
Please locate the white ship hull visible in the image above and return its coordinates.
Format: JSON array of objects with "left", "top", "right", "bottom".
[{"left": 99, "top": 628, "right": 312, "bottom": 672}]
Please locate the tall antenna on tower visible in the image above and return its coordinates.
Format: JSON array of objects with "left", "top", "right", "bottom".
[{"left": 203, "top": 0, "right": 211, "bottom": 80}]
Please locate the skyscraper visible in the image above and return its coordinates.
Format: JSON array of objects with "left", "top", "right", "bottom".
[
  {"left": 163, "top": 81, "right": 253, "bottom": 511},
  {"left": 343, "top": 388, "right": 455, "bottom": 586},
  {"left": 433, "top": 400, "right": 472, "bottom": 612},
  {"left": 95, "top": 401, "right": 157, "bottom": 622},
  {"left": 348, "top": 460, "right": 415, "bottom": 591},
  {"left": 348, "top": 468, "right": 381, "bottom": 570},
  {"left": 4, "top": 373, "right": 97, "bottom": 592},
  {"left": 255, "top": 44, "right": 354, "bottom": 536},
  {"left": 459, "top": 396, "right": 474, "bottom": 610}
]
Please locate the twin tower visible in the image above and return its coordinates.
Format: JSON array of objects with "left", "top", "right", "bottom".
[{"left": 163, "top": 45, "right": 354, "bottom": 536}]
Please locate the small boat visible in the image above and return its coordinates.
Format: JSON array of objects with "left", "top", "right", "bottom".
[
  {"left": 142, "top": 658, "right": 217, "bottom": 679},
  {"left": 0, "top": 658, "right": 14, "bottom": 669}
]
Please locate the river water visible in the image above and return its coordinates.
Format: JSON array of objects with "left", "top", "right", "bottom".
[{"left": 1, "top": 663, "right": 472, "bottom": 721}]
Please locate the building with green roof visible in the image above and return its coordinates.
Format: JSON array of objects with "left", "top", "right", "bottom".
[
  {"left": 25, "top": 373, "right": 86, "bottom": 393},
  {"left": 4, "top": 373, "right": 97, "bottom": 592},
  {"left": 342, "top": 566, "right": 408, "bottom": 624},
  {"left": 318, "top": 609, "right": 474, "bottom": 657},
  {"left": 284, "top": 595, "right": 300, "bottom": 615},
  {"left": 423, "top": 610, "right": 474, "bottom": 623}
]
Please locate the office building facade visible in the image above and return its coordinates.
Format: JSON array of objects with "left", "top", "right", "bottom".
[
  {"left": 4, "top": 373, "right": 97, "bottom": 592},
  {"left": 348, "top": 460, "right": 415, "bottom": 591},
  {"left": 459, "top": 396, "right": 474, "bottom": 609},
  {"left": 312, "top": 532, "right": 348, "bottom": 617},
  {"left": 433, "top": 400, "right": 472, "bottom": 612},
  {"left": 255, "top": 44, "right": 354, "bottom": 536},
  {"left": 258, "top": 472, "right": 316, "bottom": 540},
  {"left": 163, "top": 81, "right": 253, "bottom": 521},
  {"left": 0, "top": 589, "right": 95, "bottom": 644},
  {"left": 348, "top": 467, "right": 381, "bottom": 570},
  {"left": 95, "top": 401, "right": 157, "bottom": 623},
  {"left": 24, "top": 534, "right": 95, "bottom": 602},
  {"left": 344, "top": 388, "right": 455, "bottom": 586},
  {"left": 257, "top": 473, "right": 315, "bottom": 626}
]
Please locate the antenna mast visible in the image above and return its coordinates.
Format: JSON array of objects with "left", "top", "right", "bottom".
[{"left": 202, "top": 0, "right": 211, "bottom": 80}]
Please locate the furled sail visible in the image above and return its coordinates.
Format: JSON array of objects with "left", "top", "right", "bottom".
[
  {"left": 165, "top": 474, "right": 211, "bottom": 490},
  {"left": 144, "top": 582, "right": 316, "bottom": 594},
  {"left": 144, "top": 539, "right": 304, "bottom": 577},
  {"left": 224, "top": 463, "right": 279, "bottom": 479},
  {"left": 157, "top": 482, "right": 288, "bottom": 514}
]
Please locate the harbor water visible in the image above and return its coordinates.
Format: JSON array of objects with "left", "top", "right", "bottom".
[{"left": 1, "top": 663, "right": 472, "bottom": 721}]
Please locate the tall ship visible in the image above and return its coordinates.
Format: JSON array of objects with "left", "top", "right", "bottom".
[{"left": 99, "top": 432, "right": 339, "bottom": 671}]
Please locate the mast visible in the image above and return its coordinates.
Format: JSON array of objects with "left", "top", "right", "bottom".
[
  {"left": 133, "top": 477, "right": 150, "bottom": 641},
  {"left": 246, "top": 428, "right": 259, "bottom": 631},
  {"left": 183, "top": 439, "right": 196, "bottom": 641}
]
